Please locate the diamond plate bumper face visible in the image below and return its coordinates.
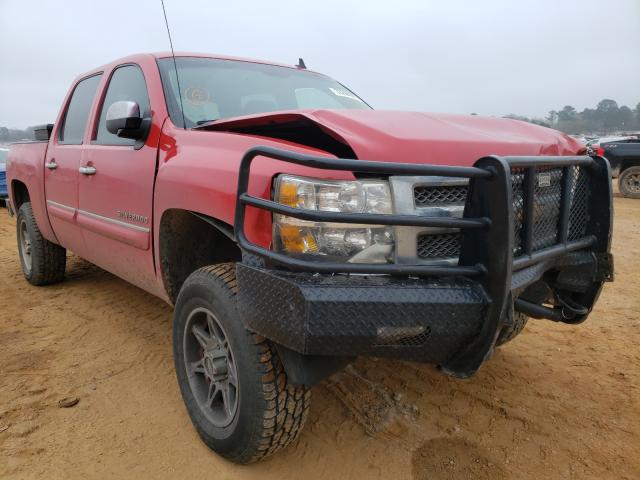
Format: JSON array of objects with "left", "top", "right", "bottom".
[{"left": 236, "top": 263, "right": 488, "bottom": 364}]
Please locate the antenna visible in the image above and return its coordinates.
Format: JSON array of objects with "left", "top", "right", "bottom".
[
  {"left": 296, "top": 58, "right": 307, "bottom": 69},
  {"left": 160, "top": 0, "right": 187, "bottom": 129}
]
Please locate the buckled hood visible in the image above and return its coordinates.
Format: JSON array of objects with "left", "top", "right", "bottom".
[{"left": 199, "top": 109, "right": 584, "bottom": 165}]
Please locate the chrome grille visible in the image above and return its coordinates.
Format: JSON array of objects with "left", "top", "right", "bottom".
[
  {"left": 417, "top": 233, "right": 461, "bottom": 260},
  {"left": 414, "top": 185, "right": 467, "bottom": 206}
]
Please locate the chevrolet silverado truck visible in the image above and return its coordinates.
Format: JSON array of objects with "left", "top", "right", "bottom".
[{"left": 6, "top": 53, "right": 613, "bottom": 463}]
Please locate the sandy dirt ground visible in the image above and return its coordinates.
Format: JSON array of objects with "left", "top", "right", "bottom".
[{"left": 1, "top": 192, "right": 639, "bottom": 480}]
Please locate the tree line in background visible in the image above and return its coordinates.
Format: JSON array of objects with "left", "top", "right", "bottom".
[
  {"left": 0, "top": 126, "right": 36, "bottom": 143},
  {"left": 505, "top": 99, "right": 640, "bottom": 135},
  {"left": 2, "top": 98, "right": 639, "bottom": 142}
]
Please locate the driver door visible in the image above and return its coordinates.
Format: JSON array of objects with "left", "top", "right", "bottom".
[{"left": 77, "top": 64, "right": 158, "bottom": 291}]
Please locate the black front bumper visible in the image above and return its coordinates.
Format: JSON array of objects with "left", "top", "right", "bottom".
[
  {"left": 234, "top": 147, "right": 613, "bottom": 378},
  {"left": 237, "top": 266, "right": 486, "bottom": 364}
]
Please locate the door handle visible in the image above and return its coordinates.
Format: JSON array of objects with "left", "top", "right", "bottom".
[
  {"left": 45, "top": 160, "right": 57, "bottom": 170},
  {"left": 79, "top": 165, "right": 97, "bottom": 175}
]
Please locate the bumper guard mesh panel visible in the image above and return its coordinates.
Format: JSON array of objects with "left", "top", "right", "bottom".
[{"left": 416, "top": 165, "right": 591, "bottom": 260}]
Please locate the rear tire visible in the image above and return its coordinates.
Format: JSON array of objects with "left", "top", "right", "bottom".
[
  {"left": 619, "top": 166, "right": 640, "bottom": 198},
  {"left": 495, "top": 312, "right": 528, "bottom": 346},
  {"left": 16, "top": 202, "right": 66, "bottom": 285},
  {"left": 173, "top": 263, "right": 310, "bottom": 464}
]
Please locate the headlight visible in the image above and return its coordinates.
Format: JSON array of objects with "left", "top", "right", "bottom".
[{"left": 273, "top": 175, "right": 394, "bottom": 263}]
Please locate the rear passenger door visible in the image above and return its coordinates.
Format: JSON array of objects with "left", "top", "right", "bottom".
[
  {"left": 77, "top": 64, "right": 158, "bottom": 291},
  {"left": 45, "top": 74, "right": 102, "bottom": 254}
]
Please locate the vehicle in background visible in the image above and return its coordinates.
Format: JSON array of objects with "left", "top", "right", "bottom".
[
  {"left": 591, "top": 139, "right": 640, "bottom": 197},
  {"left": 5, "top": 52, "right": 614, "bottom": 463},
  {"left": 569, "top": 134, "right": 588, "bottom": 144},
  {"left": 0, "top": 148, "right": 9, "bottom": 205},
  {"left": 586, "top": 136, "right": 633, "bottom": 150}
]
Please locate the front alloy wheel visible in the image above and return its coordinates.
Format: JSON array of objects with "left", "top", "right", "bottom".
[
  {"left": 173, "top": 264, "right": 310, "bottom": 464},
  {"left": 184, "top": 307, "right": 239, "bottom": 427}
]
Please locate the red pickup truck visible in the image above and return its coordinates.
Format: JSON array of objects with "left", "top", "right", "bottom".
[{"left": 7, "top": 52, "right": 613, "bottom": 463}]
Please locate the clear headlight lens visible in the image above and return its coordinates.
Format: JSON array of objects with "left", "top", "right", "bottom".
[{"left": 273, "top": 175, "right": 394, "bottom": 263}]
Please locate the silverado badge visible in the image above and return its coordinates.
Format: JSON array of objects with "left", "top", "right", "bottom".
[{"left": 116, "top": 210, "right": 149, "bottom": 224}]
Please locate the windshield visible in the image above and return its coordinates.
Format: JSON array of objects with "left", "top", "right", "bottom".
[{"left": 157, "top": 57, "right": 370, "bottom": 128}]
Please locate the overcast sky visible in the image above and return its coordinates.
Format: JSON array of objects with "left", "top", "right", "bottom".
[{"left": 1, "top": 0, "right": 639, "bottom": 128}]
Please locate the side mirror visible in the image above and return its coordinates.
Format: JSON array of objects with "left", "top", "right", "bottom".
[{"left": 105, "top": 101, "right": 144, "bottom": 139}]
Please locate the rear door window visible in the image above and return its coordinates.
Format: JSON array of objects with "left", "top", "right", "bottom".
[
  {"left": 95, "top": 65, "right": 150, "bottom": 146},
  {"left": 59, "top": 74, "right": 102, "bottom": 145}
]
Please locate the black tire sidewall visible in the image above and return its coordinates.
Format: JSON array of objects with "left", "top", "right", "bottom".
[
  {"left": 619, "top": 166, "right": 640, "bottom": 199},
  {"left": 172, "top": 270, "right": 265, "bottom": 457},
  {"left": 496, "top": 312, "right": 528, "bottom": 346}
]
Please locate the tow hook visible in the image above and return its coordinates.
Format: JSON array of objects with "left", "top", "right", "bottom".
[
  {"left": 555, "top": 293, "right": 589, "bottom": 320},
  {"left": 514, "top": 294, "right": 589, "bottom": 323}
]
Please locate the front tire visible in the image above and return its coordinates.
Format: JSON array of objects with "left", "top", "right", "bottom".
[
  {"left": 619, "top": 166, "right": 640, "bottom": 198},
  {"left": 495, "top": 311, "right": 528, "bottom": 346},
  {"left": 173, "top": 264, "right": 310, "bottom": 464},
  {"left": 16, "top": 202, "right": 66, "bottom": 285}
]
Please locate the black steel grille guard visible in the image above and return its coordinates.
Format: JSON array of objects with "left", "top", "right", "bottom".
[
  {"left": 235, "top": 146, "right": 607, "bottom": 275},
  {"left": 234, "top": 146, "right": 613, "bottom": 376}
]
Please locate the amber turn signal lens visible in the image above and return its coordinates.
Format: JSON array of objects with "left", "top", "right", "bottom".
[
  {"left": 278, "top": 182, "right": 299, "bottom": 207},
  {"left": 277, "top": 224, "right": 318, "bottom": 253}
]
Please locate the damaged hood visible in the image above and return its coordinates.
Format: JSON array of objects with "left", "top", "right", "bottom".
[{"left": 199, "top": 109, "right": 584, "bottom": 166}]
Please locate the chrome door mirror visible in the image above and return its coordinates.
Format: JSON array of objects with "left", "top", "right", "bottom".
[{"left": 105, "top": 101, "right": 143, "bottom": 138}]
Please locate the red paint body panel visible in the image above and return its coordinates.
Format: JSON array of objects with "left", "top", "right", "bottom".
[
  {"left": 44, "top": 142, "right": 86, "bottom": 255},
  {"left": 76, "top": 210, "right": 149, "bottom": 250},
  {"left": 153, "top": 122, "right": 351, "bottom": 256},
  {"left": 47, "top": 202, "right": 75, "bottom": 223},
  {"left": 6, "top": 142, "right": 58, "bottom": 242},
  {"left": 7, "top": 52, "right": 585, "bottom": 305},
  {"left": 75, "top": 54, "right": 167, "bottom": 295}
]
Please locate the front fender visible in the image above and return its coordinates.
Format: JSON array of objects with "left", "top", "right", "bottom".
[{"left": 152, "top": 123, "right": 355, "bottom": 288}]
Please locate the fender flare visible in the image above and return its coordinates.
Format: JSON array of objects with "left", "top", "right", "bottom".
[{"left": 189, "top": 211, "right": 235, "bottom": 242}]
